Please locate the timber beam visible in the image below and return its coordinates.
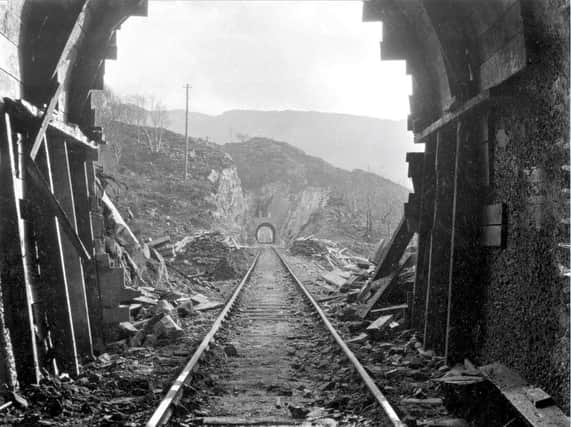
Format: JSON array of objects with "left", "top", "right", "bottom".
[{"left": 414, "top": 90, "right": 490, "bottom": 143}]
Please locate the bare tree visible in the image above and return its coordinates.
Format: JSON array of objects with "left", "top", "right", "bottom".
[
  {"left": 380, "top": 203, "right": 394, "bottom": 238},
  {"left": 139, "top": 96, "right": 169, "bottom": 153},
  {"left": 125, "top": 94, "right": 148, "bottom": 144},
  {"left": 99, "top": 87, "right": 128, "bottom": 165}
]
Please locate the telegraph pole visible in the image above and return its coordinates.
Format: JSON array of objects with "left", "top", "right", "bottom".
[{"left": 184, "top": 83, "right": 191, "bottom": 180}]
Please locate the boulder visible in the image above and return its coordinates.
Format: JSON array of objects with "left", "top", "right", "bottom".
[
  {"left": 177, "top": 300, "right": 194, "bottom": 317},
  {"left": 152, "top": 315, "right": 183, "bottom": 339}
]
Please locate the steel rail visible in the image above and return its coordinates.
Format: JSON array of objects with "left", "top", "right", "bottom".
[
  {"left": 145, "top": 251, "right": 261, "bottom": 427},
  {"left": 273, "top": 248, "right": 406, "bottom": 427}
]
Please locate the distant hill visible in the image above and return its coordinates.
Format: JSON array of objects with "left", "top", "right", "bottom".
[
  {"left": 165, "top": 109, "right": 414, "bottom": 186},
  {"left": 224, "top": 138, "right": 408, "bottom": 251},
  {"left": 99, "top": 117, "right": 409, "bottom": 252}
]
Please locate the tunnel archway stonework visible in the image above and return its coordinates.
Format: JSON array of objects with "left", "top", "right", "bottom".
[
  {"left": 255, "top": 222, "right": 277, "bottom": 244},
  {"left": 252, "top": 216, "right": 277, "bottom": 244},
  {"left": 1, "top": 0, "right": 569, "bottom": 412}
]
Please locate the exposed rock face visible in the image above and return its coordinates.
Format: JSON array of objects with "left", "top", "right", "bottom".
[
  {"left": 102, "top": 122, "right": 408, "bottom": 256},
  {"left": 210, "top": 167, "right": 248, "bottom": 238},
  {"left": 224, "top": 138, "right": 409, "bottom": 252},
  {"left": 245, "top": 185, "right": 330, "bottom": 243},
  {"left": 100, "top": 122, "right": 247, "bottom": 240}
]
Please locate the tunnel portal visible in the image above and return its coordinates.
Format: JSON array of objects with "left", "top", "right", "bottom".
[{"left": 255, "top": 222, "right": 276, "bottom": 244}]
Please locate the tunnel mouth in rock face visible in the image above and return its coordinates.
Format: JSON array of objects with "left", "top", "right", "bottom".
[{"left": 256, "top": 223, "right": 276, "bottom": 244}]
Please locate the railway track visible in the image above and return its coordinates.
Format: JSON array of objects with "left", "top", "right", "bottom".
[{"left": 146, "top": 247, "right": 404, "bottom": 427}]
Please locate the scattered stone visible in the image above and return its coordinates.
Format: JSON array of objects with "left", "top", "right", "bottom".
[
  {"left": 97, "top": 353, "right": 111, "bottom": 363},
  {"left": 155, "top": 299, "right": 175, "bottom": 317},
  {"left": 118, "top": 321, "right": 139, "bottom": 337},
  {"left": 346, "top": 333, "right": 368, "bottom": 344},
  {"left": 321, "top": 272, "right": 346, "bottom": 288},
  {"left": 152, "top": 315, "right": 183, "bottom": 339},
  {"left": 177, "top": 300, "right": 194, "bottom": 317},
  {"left": 129, "top": 330, "right": 146, "bottom": 347},
  {"left": 338, "top": 306, "right": 359, "bottom": 321},
  {"left": 366, "top": 314, "right": 394, "bottom": 340},
  {"left": 190, "top": 293, "right": 210, "bottom": 305}
]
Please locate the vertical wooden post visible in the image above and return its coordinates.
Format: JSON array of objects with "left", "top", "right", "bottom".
[
  {"left": 31, "top": 138, "right": 79, "bottom": 376},
  {"left": 68, "top": 146, "right": 104, "bottom": 353},
  {"left": 0, "top": 110, "right": 40, "bottom": 384},
  {"left": 423, "top": 126, "right": 457, "bottom": 354},
  {"left": 444, "top": 112, "right": 488, "bottom": 362},
  {"left": 411, "top": 138, "right": 436, "bottom": 331},
  {"left": 48, "top": 132, "right": 94, "bottom": 359},
  {"left": 444, "top": 121, "right": 463, "bottom": 360}
]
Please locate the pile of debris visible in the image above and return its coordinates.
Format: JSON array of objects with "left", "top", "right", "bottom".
[
  {"left": 290, "top": 238, "right": 328, "bottom": 257},
  {"left": 166, "top": 231, "right": 245, "bottom": 280},
  {"left": 291, "top": 236, "right": 372, "bottom": 270},
  {"left": 97, "top": 180, "right": 254, "bottom": 348},
  {"left": 290, "top": 236, "right": 415, "bottom": 318},
  {"left": 107, "top": 286, "right": 225, "bottom": 350},
  {"left": 287, "top": 228, "right": 568, "bottom": 425}
]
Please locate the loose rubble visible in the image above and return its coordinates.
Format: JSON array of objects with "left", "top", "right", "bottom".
[
  {"left": 0, "top": 187, "right": 255, "bottom": 425},
  {"left": 282, "top": 241, "right": 477, "bottom": 426}
]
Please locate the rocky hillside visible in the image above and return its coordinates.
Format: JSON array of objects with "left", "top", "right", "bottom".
[
  {"left": 99, "top": 121, "right": 246, "bottom": 241},
  {"left": 224, "top": 138, "right": 408, "bottom": 252},
  {"left": 100, "top": 122, "right": 408, "bottom": 254},
  {"left": 165, "top": 109, "right": 414, "bottom": 186}
]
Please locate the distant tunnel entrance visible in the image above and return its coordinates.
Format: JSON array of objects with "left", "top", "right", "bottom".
[{"left": 255, "top": 223, "right": 276, "bottom": 244}]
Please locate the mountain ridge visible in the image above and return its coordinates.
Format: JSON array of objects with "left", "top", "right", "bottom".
[{"left": 163, "top": 108, "right": 415, "bottom": 186}]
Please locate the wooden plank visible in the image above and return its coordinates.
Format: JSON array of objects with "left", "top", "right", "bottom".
[
  {"left": 32, "top": 139, "right": 80, "bottom": 376},
  {"left": 0, "top": 109, "right": 40, "bottom": 384},
  {"left": 445, "top": 114, "right": 489, "bottom": 362},
  {"left": 372, "top": 216, "right": 414, "bottom": 281},
  {"left": 48, "top": 137, "right": 93, "bottom": 358},
  {"left": 25, "top": 159, "right": 91, "bottom": 261},
  {"left": 370, "top": 304, "right": 408, "bottom": 316},
  {"left": 148, "top": 236, "right": 171, "bottom": 248},
  {"left": 481, "top": 203, "right": 503, "bottom": 226},
  {"left": 414, "top": 90, "right": 490, "bottom": 143},
  {"left": 480, "top": 363, "right": 569, "bottom": 426},
  {"left": 67, "top": 146, "right": 103, "bottom": 352},
  {"left": 423, "top": 127, "right": 456, "bottom": 355},
  {"left": 411, "top": 142, "right": 436, "bottom": 331},
  {"left": 480, "top": 225, "right": 503, "bottom": 247},
  {"left": 444, "top": 121, "right": 463, "bottom": 361},
  {"left": 6, "top": 99, "right": 98, "bottom": 151},
  {"left": 359, "top": 258, "right": 410, "bottom": 319},
  {"left": 30, "top": 0, "right": 96, "bottom": 160}
]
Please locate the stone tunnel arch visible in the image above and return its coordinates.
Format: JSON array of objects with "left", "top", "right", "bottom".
[
  {"left": 4, "top": 0, "right": 568, "bottom": 412},
  {"left": 255, "top": 222, "right": 277, "bottom": 244}
]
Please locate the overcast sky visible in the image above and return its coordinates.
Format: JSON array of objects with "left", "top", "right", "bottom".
[{"left": 105, "top": 0, "right": 412, "bottom": 120}]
